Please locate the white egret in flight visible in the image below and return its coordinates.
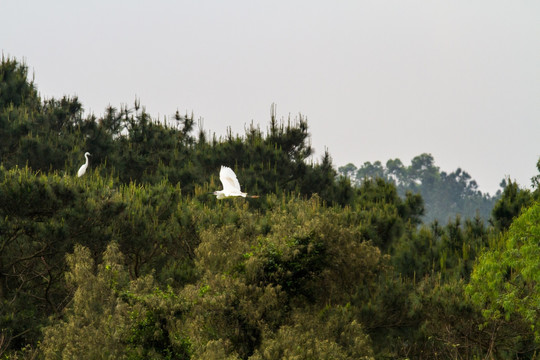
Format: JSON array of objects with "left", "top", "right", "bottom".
[
  {"left": 77, "top": 152, "right": 91, "bottom": 177},
  {"left": 212, "top": 166, "right": 259, "bottom": 199}
]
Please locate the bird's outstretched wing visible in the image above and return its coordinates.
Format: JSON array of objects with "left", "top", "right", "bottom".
[{"left": 220, "top": 166, "right": 241, "bottom": 192}]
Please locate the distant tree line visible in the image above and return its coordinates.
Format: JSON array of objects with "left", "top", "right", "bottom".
[
  {"left": 339, "top": 154, "right": 502, "bottom": 224},
  {"left": 2, "top": 56, "right": 540, "bottom": 359}
]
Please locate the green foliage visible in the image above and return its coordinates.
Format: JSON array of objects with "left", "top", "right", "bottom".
[
  {"left": 491, "top": 178, "right": 533, "bottom": 231},
  {"left": 180, "top": 195, "right": 384, "bottom": 358},
  {"left": 353, "top": 177, "right": 424, "bottom": 251},
  {"left": 0, "top": 55, "right": 40, "bottom": 110},
  {"left": 0, "top": 166, "right": 197, "bottom": 356},
  {"left": 392, "top": 215, "right": 491, "bottom": 280},
  {"left": 468, "top": 201, "right": 540, "bottom": 342},
  {"left": 3, "top": 56, "right": 540, "bottom": 359},
  {"left": 0, "top": 165, "right": 106, "bottom": 351},
  {"left": 250, "top": 306, "right": 374, "bottom": 360},
  {"left": 406, "top": 275, "right": 536, "bottom": 359},
  {"left": 40, "top": 242, "right": 191, "bottom": 360}
]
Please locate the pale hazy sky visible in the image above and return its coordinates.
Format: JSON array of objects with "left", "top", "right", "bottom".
[{"left": 2, "top": 1, "right": 539, "bottom": 194}]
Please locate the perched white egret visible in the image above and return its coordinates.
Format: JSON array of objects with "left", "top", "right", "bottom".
[
  {"left": 212, "top": 166, "right": 259, "bottom": 199},
  {"left": 77, "top": 152, "right": 91, "bottom": 177}
]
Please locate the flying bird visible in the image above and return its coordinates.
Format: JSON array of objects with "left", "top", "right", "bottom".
[
  {"left": 212, "top": 166, "right": 259, "bottom": 199},
  {"left": 77, "top": 152, "right": 91, "bottom": 177}
]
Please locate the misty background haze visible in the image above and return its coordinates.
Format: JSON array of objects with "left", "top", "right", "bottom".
[{"left": 2, "top": 0, "right": 539, "bottom": 194}]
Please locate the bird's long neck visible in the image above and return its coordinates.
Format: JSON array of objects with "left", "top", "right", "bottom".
[{"left": 84, "top": 154, "right": 89, "bottom": 165}]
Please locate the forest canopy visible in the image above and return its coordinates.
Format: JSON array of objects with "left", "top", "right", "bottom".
[
  {"left": 338, "top": 154, "right": 502, "bottom": 224},
  {"left": 1, "top": 56, "right": 540, "bottom": 359}
]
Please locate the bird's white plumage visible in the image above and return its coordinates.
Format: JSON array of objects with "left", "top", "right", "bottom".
[
  {"left": 212, "top": 166, "right": 252, "bottom": 199},
  {"left": 220, "top": 166, "right": 242, "bottom": 193},
  {"left": 77, "top": 152, "right": 91, "bottom": 177}
]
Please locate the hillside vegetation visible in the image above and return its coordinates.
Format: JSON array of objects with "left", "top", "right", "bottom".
[{"left": 1, "top": 57, "right": 540, "bottom": 359}]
